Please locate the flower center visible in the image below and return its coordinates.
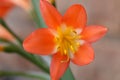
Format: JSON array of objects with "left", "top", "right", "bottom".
[{"left": 55, "top": 24, "right": 81, "bottom": 60}]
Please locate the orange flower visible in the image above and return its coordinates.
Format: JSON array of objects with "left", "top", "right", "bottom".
[
  {"left": 0, "top": 0, "right": 31, "bottom": 18},
  {"left": 23, "top": 0, "right": 108, "bottom": 80},
  {"left": 0, "top": 0, "right": 14, "bottom": 18},
  {"left": 0, "top": 24, "right": 14, "bottom": 41}
]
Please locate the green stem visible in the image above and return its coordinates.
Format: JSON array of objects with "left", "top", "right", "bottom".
[
  {"left": 0, "top": 18, "right": 22, "bottom": 44},
  {"left": 0, "top": 38, "right": 49, "bottom": 73},
  {"left": 16, "top": 50, "right": 50, "bottom": 73},
  {"left": 3, "top": 43, "right": 49, "bottom": 73},
  {"left": 0, "top": 19, "right": 50, "bottom": 73},
  {"left": 0, "top": 38, "right": 11, "bottom": 43},
  {"left": 61, "top": 68, "right": 75, "bottom": 80},
  {"left": 0, "top": 71, "right": 50, "bottom": 80},
  {"left": 31, "top": 0, "right": 47, "bottom": 28}
]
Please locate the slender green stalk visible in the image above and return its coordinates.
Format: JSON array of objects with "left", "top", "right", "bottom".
[
  {"left": 61, "top": 68, "right": 75, "bottom": 80},
  {"left": 0, "top": 18, "right": 22, "bottom": 44},
  {"left": 31, "top": 0, "right": 47, "bottom": 28},
  {"left": 0, "top": 19, "right": 50, "bottom": 73},
  {"left": 0, "top": 38, "right": 11, "bottom": 43},
  {"left": 3, "top": 43, "right": 49, "bottom": 73},
  {"left": 16, "top": 50, "right": 50, "bottom": 73},
  {"left": 0, "top": 71, "right": 50, "bottom": 80},
  {"left": 0, "top": 38, "right": 49, "bottom": 73}
]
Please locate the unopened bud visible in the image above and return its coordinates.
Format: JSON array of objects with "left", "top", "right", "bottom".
[{"left": 0, "top": 45, "right": 4, "bottom": 51}]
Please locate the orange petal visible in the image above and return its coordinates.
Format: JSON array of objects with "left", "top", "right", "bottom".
[
  {"left": 40, "top": 0, "right": 62, "bottom": 30},
  {"left": 81, "top": 25, "right": 108, "bottom": 43},
  {"left": 50, "top": 52, "right": 70, "bottom": 80},
  {"left": 0, "top": 1, "right": 14, "bottom": 18},
  {"left": 11, "top": 0, "right": 31, "bottom": 11},
  {"left": 23, "top": 28, "right": 56, "bottom": 55},
  {"left": 71, "top": 43, "right": 94, "bottom": 66},
  {"left": 63, "top": 4, "right": 87, "bottom": 29},
  {"left": 0, "top": 25, "right": 14, "bottom": 41}
]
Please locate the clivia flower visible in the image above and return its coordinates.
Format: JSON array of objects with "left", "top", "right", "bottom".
[
  {"left": 23, "top": 0, "right": 108, "bottom": 80},
  {"left": 0, "top": 0, "right": 31, "bottom": 18}
]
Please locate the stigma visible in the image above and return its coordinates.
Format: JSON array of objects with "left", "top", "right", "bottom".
[{"left": 55, "top": 24, "right": 81, "bottom": 60}]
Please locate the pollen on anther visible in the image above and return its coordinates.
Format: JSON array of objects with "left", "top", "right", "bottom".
[{"left": 55, "top": 25, "right": 81, "bottom": 58}]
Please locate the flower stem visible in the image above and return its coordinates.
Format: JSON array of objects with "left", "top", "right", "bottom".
[
  {"left": 0, "top": 18, "right": 22, "bottom": 44},
  {"left": 2, "top": 41, "right": 50, "bottom": 73},
  {"left": 61, "top": 67, "right": 75, "bottom": 80},
  {"left": 0, "top": 19, "right": 50, "bottom": 73},
  {"left": 0, "top": 71, "right": 50, "bottom": 80},
  {"left": 17, "top": 48, "right": 50, "bottom": 73},
  {"left": 31, "top": 0, "right": 47, "bottom": 28}
]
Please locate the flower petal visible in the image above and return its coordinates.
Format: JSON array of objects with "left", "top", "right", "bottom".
[
  {"left": 23, "top": 28, "right": 56, "bottom": 55},
  {"left": 40, "top": 0, "right": 62, "bottom": 30},
  {"left": 63, "top": 4, "right": 87, "bottom": 29},
  {"left": 0, "top": 1, "right": 14, "bottom": 18},
  {"left": 50, "top": 52, "right": 70, "bottom": 80},
  {"left": 11, "top": 0, "right": 31, "bottom": 11},
  {"left": 0, "top": 25, "right": 14, "bottom": 41},
  {"left": 81, "top": 25, "right": 108, "bottom": 43},
  {"left": 71, "top": 43, "right": 94, "bottom": 66}
]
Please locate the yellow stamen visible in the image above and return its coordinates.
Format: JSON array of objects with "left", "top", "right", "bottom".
[{"left": 55, "top": 24, "right": 81, "bottom": 62}]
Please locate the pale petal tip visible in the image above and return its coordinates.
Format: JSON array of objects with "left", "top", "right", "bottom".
[
  {"left": 75, "top": 28, "right": 83, "bottom": 34},
  {"left": 79, "top": 40, "right": 85, "bottom": 45},
  {"left": 104, "top": 27, "right": 108, "bottom": 32}
]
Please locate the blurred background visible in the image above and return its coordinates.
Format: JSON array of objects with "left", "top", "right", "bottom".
[{"left": 0, "top": 0, "right": 120, "bottom": 80}]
